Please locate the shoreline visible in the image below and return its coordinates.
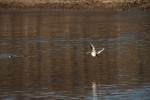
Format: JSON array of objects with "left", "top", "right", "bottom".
[{"left": 0, "top": 1, "right": 150, "bottom": 11}]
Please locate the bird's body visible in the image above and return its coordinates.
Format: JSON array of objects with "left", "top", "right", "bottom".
[{"left": 87, "top": 43, "right": 104, "bottom": 57}]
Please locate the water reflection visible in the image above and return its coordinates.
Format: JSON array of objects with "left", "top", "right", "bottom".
[
  {"left": 92, "top": 82, "right": 98, "bottom": 100},
  {"left": 0, "top": 10, "right": 150, "bottom": 100},
  {"left": 0, "top": 84, "right": 150, "bottom": 100}
]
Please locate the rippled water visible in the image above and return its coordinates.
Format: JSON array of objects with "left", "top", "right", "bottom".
[{"left": 0, "top": 10, "right": 150, "bottom": 100}]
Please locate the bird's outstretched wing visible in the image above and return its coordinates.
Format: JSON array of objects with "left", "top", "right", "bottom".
[
  {"left": 90, "top": 43, "right": 95, "bottom": 51},
  {"left": 97, "top": 48, "right": 104, "bottom": 54}
]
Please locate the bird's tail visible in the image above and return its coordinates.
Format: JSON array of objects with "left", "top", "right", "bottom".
[{"left": 87, "top": 51, "right": 91, "bottom": 54}]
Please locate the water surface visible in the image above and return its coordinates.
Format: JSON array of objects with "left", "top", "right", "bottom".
[{"left": 0, "top": 10, "right": 150, "bottom": 100}]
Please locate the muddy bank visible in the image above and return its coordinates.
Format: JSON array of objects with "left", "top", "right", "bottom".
[{"left": 0, "top": 1, "right": 149, "bottom": 11}]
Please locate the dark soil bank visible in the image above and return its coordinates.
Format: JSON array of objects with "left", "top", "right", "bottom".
[{"left": 0, "top": 0, "right": 150, "bottom": 10}]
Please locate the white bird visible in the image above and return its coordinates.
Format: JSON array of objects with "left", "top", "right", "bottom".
[{"left": 87, "top": 43, "right": 104, "bottom": 57}]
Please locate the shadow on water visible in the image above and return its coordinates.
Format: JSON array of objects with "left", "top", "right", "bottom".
[{"left": 0, "top": 10, "right": 150, "bottom": 100}]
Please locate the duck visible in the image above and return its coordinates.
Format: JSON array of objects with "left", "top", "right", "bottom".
[
  {"left": 87, "top": 43, "right": 104, "bottom": 57},
  {"left": 8, "top": 55, "right": 14, "bottom": 58}
]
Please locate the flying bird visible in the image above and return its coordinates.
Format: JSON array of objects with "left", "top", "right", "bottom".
[{"left": 87, "top": 43, "right": 104, "bottom": 57}]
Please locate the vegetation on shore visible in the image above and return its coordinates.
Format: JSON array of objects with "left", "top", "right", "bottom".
[{"left": 0, "top": 0, "right": 149, "bottom": 10}]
